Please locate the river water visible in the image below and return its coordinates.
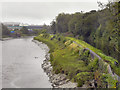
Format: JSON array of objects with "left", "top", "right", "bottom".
[{"left": 1, "top": 37, "right": 52, "bottom": 88}]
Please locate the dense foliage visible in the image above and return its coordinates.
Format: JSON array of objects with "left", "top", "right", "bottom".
[
  {"left": 50, "top": 1, "right": 120, "bottom": 62},
  {"left": 2, "top": 24, "right": 10, "bottom": 37},
  {"left": 1, "top": 23, "right": 50, "bottom": 38},
  {"left": 34, "top": 34, "right": 119, "bottom": 88},
  {"left": 20, "top": 26, "right": 29, "bottom": 34}
]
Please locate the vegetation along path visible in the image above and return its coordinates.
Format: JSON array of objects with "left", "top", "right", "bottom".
[
  {"left": 73, "top": 41, "right": 120, "bottom": 82},
  {"left": 34, "top": 34, "right": 120, "bottom": 88}
]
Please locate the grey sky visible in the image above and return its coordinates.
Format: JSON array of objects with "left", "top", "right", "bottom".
[{"left": 1, "top": 0, "right": 109, "bottom": 25}]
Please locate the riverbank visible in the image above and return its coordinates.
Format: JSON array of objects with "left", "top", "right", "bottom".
[
  {"left": 42, "top": 53, "right": 77, "bottom": 88},
  {"left": 33, "top": 40, "right": 77, "bottom": 88},
  {"left": 34, "top": 34, "right": 119, "bottom": 88}
]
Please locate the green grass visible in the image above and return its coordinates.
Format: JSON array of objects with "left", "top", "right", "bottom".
[
  {"left": 66, "top": 37, "right": 120, "bottom": 76},
  {"left": 34, "top": 34, "right": 119, "bottom": 88}
]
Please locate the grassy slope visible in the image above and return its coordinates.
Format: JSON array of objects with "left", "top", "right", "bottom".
[
  {"left": 66, "top": 37, "right": 120, "bottom": 76},
  {"left": 34, "top": 34, "right": 119, "bottom": 88}
]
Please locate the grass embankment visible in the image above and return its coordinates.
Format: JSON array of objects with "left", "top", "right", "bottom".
[
  {"left": 34, "top": 34, "right": 119, "bottom": 88},
  {"left": 66, "top": 37, "right": 120, "bottom": 76}
]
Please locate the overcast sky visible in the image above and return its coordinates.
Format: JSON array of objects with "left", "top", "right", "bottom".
[{"left": 0, "top": 0, "right": 109, "bottom": 25}]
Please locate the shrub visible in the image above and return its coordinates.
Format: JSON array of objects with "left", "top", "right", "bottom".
[
  {"left": 50, "top": 37, "right": 53, "bottom": 40},
  {"left": 63, "top": 39, "right": 67, "bottom": 43},
  {"left": 87, "top": 58, "right": 99, "bottom": 72},
  {"left": 77, "top": 80, "right": 84, "bottom": 87},
  {"left": 50, "top": 54, "right": 54, "bottom": 62},
  {"left": 53, "top": 35, "right": 56, "bottom": 38},
  {"left": 58, "top": 37, "right": 61, "bottom": 41},
  {"left": 75, "top": 72, "right": 94, "bottom": 87},
  {"left": 78, "top": 50, "right": 91, "bottom": 65},
  {"left": 43, "top": 33, "right": 49, "bottom": 38}
]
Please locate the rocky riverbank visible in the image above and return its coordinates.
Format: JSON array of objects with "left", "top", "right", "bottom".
[
  {"left": 42, "top": 53, "right": 77, "bottom": 88},
  {"left": 33, "top": 39, "right": 77, "bottom": 88}
]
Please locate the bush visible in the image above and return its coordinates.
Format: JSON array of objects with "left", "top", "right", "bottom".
[
  {"left": 78, "top": 50, "right": 91, "bottom": 65},
  {"left": 53, "top": 35, "right": 56, "bottom": 39},
  {"left": 58, "top": 37, "right": 61, "bottom": 41},
  {"left": 87, "top": 58, "right": 99, "bottom": 72},
  {"left": 75, "top": 72, "right": 94, "bottom": 87},
  {"left": 50, "top": 54, "right": 54, "bottom": 62},
  {"left": 77, "top": 80, "right": 84, "bottom": 87},
  {"left": 63, "top": 39, "right": 67, "bottom": 43},
  {"left": 43, "top": 33, "right": 49, "bottom": 38},
  {"left": 50, "top": 37, "right": 53, "bottom": 40}
]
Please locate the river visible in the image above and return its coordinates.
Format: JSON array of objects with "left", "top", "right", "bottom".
[{"left": 1, "top": 37, "right": 52, "bottom": 88}]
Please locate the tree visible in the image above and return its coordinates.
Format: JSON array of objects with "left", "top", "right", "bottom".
[
  {"left": 2, "top": 24, "right": 10, "bottom": 36},
  {"left": 50, "top": 1, "right": 120, "bottom": 62},
  {"left": 55, "top": 13, "right": 71, "bottom": 33},
  {"left": 20, "top": 26, "right": 29, "bottom": 34},
  {"left": 51, "top": 21, "right": 56, "bottom": 34}
]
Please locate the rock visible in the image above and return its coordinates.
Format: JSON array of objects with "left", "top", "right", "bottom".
[
  {"left": 58, "top": 81, "right": 77, "bottom": 88},
  {"left": 42, "top": 53, "right": 77, "bottom": 88}
]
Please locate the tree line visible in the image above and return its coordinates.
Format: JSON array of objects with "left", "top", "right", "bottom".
[
  {"left": 1, "top": 23, "right": 50, "bottom": 38},
  {"left": 50, "top": 1, "right": 120, "bottom": 62},
  {"left": 1, "top": 24, "right": 30, "bottom": 37}
]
